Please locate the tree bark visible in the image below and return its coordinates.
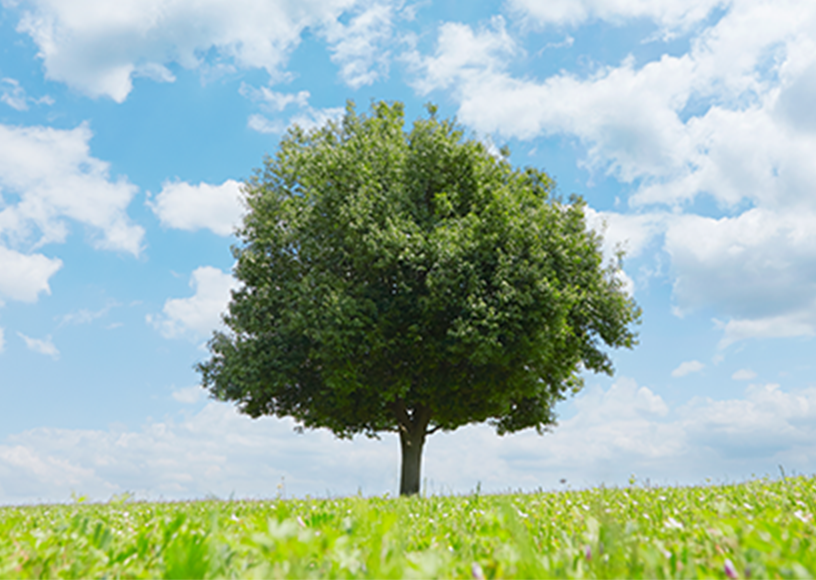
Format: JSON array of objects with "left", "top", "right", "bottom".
[{"left": 393, "top": 400, "right": 431, "bottom": 496}]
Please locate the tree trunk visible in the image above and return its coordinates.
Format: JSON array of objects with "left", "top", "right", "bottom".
[
  {"left": 393, "top": 401, "right": 431, "bottom": 496},
  {"left": 399, "top": 420, "right": 425, "bottom": 496}
]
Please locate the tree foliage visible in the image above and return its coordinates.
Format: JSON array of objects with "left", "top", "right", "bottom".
[{"left": 198, "top": 100, "right": 640, "bottom": 494}]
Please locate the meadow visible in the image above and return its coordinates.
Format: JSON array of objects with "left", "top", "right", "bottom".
[{"left": 1, "top": 476, "right": 814, "bottom": 579}]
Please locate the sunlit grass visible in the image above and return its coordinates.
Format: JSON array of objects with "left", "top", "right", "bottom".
[{"left": 1, "top": 476, "right": 814, "bottom": 578}]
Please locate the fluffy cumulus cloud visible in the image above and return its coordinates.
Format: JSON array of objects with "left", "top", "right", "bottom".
[
  {"left": 408, "top": 16, "right": 516, "bottom": 97},
  {"left": 0, "top": 246, "right": 62, "bottom": 305},
  {"left": 411, "top": 0, "right": 816, "bottom": 345},
  {"left": 148, "top": 266, "right": 239, "bottom": 339},
  {"left": 149, "top": 179, "right": 245, "bottom": 236},
  {"left": 584, "top": 209, "right": 667, "bottom": 260},
  {"left": 3, "top": 377, "right": 815, "bottom": 504},
  {"left": 665, "top": 209, "right": 816, "bottom": 344},
  {"left": 0, "top": 122, "right": 143, "bottom": 255},
  {"left": 8, "top": 0, "right": 388, "bottom": 102},
  {"left": 410, "top": 20, "right": 696, "bottom": 164},
  {"left": 0, "top": 120, "right": 144, "bottom": 306}
]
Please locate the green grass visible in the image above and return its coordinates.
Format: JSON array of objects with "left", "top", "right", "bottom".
[{"left": 1, "top": 476, "right": 815, "bottom": 578}]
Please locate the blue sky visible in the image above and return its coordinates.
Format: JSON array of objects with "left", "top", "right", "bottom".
[{"left": 2, "top": 0, "right": 816, "bottom": 504}]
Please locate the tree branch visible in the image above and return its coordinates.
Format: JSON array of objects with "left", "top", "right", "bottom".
[{"left": 390, "top": 398, "right": 412, "bottom": 433}]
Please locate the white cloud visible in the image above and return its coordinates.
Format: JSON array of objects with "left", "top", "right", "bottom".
[
  {"left": 10, "top": 0, "right": 368, "bottom": 102},
  {"left": 506, "top": 0, "right": 726, "bottom": 30},
  {"left": 584, "top": 208, "right": 667, "bottom": 261},
  {"left": 247, "top": 114, "right": 286, "bottom": 134},
  {"left": 665, "top": 209, "right": 816, "bottom": 342},
  {"left": 240, "top": 85, "right": 310, "bottom": 113},
  {"left": 410, "top": 24, "right": 695, "bottom": 166},
  {"left": 408, "top": 16, "right": 516, "bottom": 96},
  {"left": 172, "top": 385, "right": 205, "bottom": 404},
  {"left": 0, "top": 401, "right": 397, "bottom": 504},
  {"left": 0, "top": 78, "right": 29, "bottom": 110},
  {"left": 242, "top": 87, "right": 345, "bottom": 134},
  {"left": 0, "top": 78, "right": 52, "bottom": 111},
  {"left": 0, "top": 122, "right": 143, "bottom": 255},
  {"left": 630, "top": 105, "right": 816, "bottom": 210},
  {"left": 4, "top": 377, "right": 816, "bottom": 504},
  {"left": 679, "top": 383, "right": 816, "bottom": 462},
  {"left": 148, "top": 266, "right": 239, "bottom": 339},
  {"left": 134, "top": 62, "right": 176, "bottom": 84},
  {"left": 671, "top": 360, "right": 704, "bottom": 378},
  {"left": 583, "top": 208, "right": 669, "bottom": 294},
  {"left": 57, "top": 303, "right": 114, "bottom": 326},
  {"left": 732, "top": 368, "right": 757, "bottom": 380},
  {"left": 323, "top": 0, "right": 394, "bottom": 88},
  {"left": 423, "top": 379, "right": 816, "bottom": 490},
  {"left": 289, "top": 106, "right": 346, "bottom": 132},
  {"left": 412, "top": 1, "right": 816, "bottom": 201},
  {"left": 716, "top": 314, "right": 816, "bottom": 349},
  {"left": 0, "top": 246, "right": 62, "bottom": 305},
  {"left": 149, "top": 179, "right": 244, "bottom": 237},
  {"left": 0, "top": 444, "right": 97, "bottom": 496},
  {"left": 17, "top": 332, "right": 59, "bottom": 358}
]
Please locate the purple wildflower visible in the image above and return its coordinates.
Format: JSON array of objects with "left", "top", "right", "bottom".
[
  {"left": 471, "top": 562, "right": 485, "bottom": 580},
  {"left": 724, "top": 558, "right": 738, "bottom": 579},
  {"left": 585, "top": 545, "right": 592, "bottom": 561}
]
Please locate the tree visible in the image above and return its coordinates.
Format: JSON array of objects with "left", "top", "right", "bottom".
[{"left": 197, "top": 100, "right": 641, "bottom": 496}]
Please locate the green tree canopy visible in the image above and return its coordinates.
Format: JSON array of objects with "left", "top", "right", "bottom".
[{"left": 198, "top": 100, "right": 641, "bottom": 495}]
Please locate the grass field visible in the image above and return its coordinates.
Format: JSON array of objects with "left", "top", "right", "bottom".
[{"left": 1, "top": 475, "right": 814, "bottom": 578}]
